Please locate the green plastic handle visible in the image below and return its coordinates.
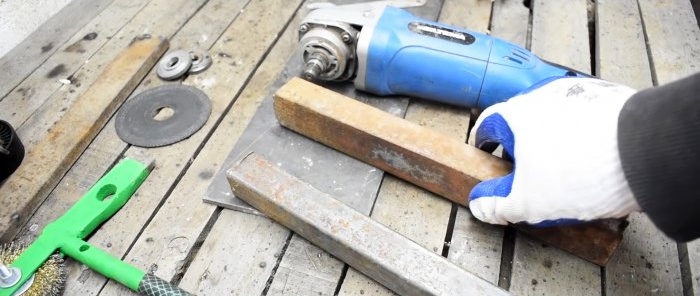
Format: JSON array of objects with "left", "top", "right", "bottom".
[{"left": 1, "top": 158, "right": 152, "bottom": 295}]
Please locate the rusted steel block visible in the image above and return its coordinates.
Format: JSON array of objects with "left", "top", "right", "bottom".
[
  {"left": 227, "top": 153, "right": 511, "bottom": 296},
  {"left": 272, "top": 77, "right": 626, "bottom": 266}
]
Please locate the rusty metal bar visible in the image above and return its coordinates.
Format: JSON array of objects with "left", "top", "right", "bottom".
[
  {"left": 271, "top": 77, "right": 626, "bottom": 266},
  {"left": 227, "top": 153, "right": 510, "bottom": 296}
]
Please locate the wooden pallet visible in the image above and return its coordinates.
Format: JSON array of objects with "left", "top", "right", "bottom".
[{"left": 1, "top": 0, "right": 698, "bottom": 295}]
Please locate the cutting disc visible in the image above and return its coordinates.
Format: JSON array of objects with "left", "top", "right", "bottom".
[{"left": 115, "top": 85, "right": 211, "bottom": 147}]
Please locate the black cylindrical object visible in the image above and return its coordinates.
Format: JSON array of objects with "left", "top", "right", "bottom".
[{"left": 0, "top": 120, "right": 24, "bottom": 181}]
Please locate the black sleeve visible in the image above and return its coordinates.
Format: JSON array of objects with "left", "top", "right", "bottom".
[{"left": 618, "top": 72, "right": 700, "bottom": 242}]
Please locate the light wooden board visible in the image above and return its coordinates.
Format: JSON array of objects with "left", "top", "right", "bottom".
[
  {"left": 509, "top": 0, "right": 600, "bottom": 294},
  {"left": 512, "top": 239, "right": 601, "bottom": 295},
  {"left": 595, "top": 0, "right": 652, "bottom": 90},
  {"left": 456, "top": 2, "right": 528, "bottom": 288},
  {"left": 14, "top": 0, "right": 206, "bottom": 152},
  {"left": 638, "top": 0, "right": 700, "bottom": 85},
  {"left": 82, "top": 0, "right": 298, "bottom": 294},
  {"left": 265, "top": 236, "right": 345, "bottom": 295},
  {"left": 447, "top": 0, "right": 528, "bottom": 288},
  {"left": 0, "top": 0, "right": 113, "bottom": 100},
  {"left": 0, "top": 0, "right": 151, "bottom": 129},
  {"left": 339, "top": 1, "right": 495, "bottom": 294},
  {"left": 490, "top": 0, "right": 530, "bottom": 47},
  {"left": 146, "top": 2, "right": 300, "bottom": 295},
  {"left": 95, "top": 1, "right": 304, "bottom": 295},
  {"left": 637, "top": 0, "right": 700, "bottom": 294},
  {"left": 178, "top": 7, "right": 313, "bottom": 296},
  {"left": 530, "top": 0, "right": 590, "bottom": 73},
  {"left": 15, "top": 0, "right": 216, "bottom": 248},
  {"left": 0, "top": 36, "right": 167, "bottom": 244},
  {"left": 179, "top": 212, "right": 290, "bottom": 295},
  {"left": 596, "top": 1, "right": 684, "bottom": 295},
  {"left": 687, "top": 243, "right": 700, "bottom": 296},
  {"left": 13, "top": 0, "right": 242, "bottom": 294}
]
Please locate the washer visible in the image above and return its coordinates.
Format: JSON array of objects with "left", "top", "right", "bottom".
[
  {"left": 156, "top": 50, "right": 192, "bottom": 80},
  {"left": 115, "top": 85, "right": 212, "bottom": 147},
  {"left": 189, "top": 50, "right": 213, "bottom": 74}
]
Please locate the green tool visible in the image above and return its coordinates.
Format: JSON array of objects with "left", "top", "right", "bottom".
[{"left": 0, "top": 158, "right": 193, "bottom": 296}]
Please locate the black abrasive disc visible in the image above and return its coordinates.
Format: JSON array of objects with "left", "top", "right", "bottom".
[{"left": 115, "top": 85, "right": 211, "bottom": 147}]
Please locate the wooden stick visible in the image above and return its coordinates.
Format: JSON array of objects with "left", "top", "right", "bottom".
[
  {"left": 273, "top": 77, "right": 626, "bottom": 266},
  {"left": 0, "top": 36, "right": 168, "bottom": 243},
  {"left": 227, "top": 153, "right": 511, "bottom": 296}
]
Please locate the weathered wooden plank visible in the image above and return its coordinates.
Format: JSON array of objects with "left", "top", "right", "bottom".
[
  {"left": 512, "top": 238, "right": 601, "bottom": 295},
  {"left": 607, "top": 214, "right": 682, "bottom": 295},
  {"left": 490, "top": 0, "right": 530, "bottom": 48},
  {"left": 0, "top": 0, "right": 151, "bottom": 129},
  {"left": 596, "top": 0, "right": 683, "bottom": 295},
  {"left": 0, "top": 0, "right": 72, "bottom": 57},
  {"left": 14, "top": 0, "right": 204, "bottom": 151},
  {"left": 92, "top": 1, "right": 304, "bottom": 295},
  {"left": 686, "top": 243, "right": 700, "bottom": 296},
  {"left": 509, "top": 0, "right": 599, "bottom": 294},
  {"left": 637, "top": 0, "right": 700, "bottom": 294},
  {"left": 15, "top": 0, "right": 215, "bottom": 248},
  {"left": 638, "top": 0, "right": 700, "bottom": 85},
  {"left": 139, "top": 3, "right": 299, "bottom": 295},
  {"left": 595, "top": 0, "right": 652, "bottom": 89},
  {"left": 340, "top": 1, "right": 498, "bottom": 294},
  {"left": 179, "top": 7, "right": 311, "bottom": 295},
  {"left": 178, "top": 212, "right": 289, "bottom": 295},
  {"left": 265, "top": 236, "right": 345, "bottom": 295},
  {"left": 531, "top": 0, "right": 591, "bottom": 73},
  {"left": 449, "top": 0, "right": 529, "bottom": 288},
  {"left": 441, "top": 0, "right": 513, "bottom": 287},
  {"left": 227, "top": 153, "right": 511, "bottom": 296},
  {"left": 0, "top": 0, "right": 113, "bottom": 100},
  {"left": 0, "top": 36, "right": 168, "bottom": 243},
  {"left": 12, "top": 0, "right": 252, "bottom": 294}
]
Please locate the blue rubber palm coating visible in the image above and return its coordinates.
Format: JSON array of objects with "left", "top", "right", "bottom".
[
  {"left": 362, "top": 7, "right": 587, "bottom": 109},
  {"left": 469, "top": 113, "right": 585, "bottom": 227}
]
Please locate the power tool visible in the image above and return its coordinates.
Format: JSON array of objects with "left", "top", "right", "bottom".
[{"left": 298, "top": 1, "right": 590, "bottom": 110}]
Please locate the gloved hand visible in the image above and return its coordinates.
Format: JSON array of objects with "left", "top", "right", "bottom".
[{"left": 468, "top": 77, "right": 641, "bottom": 226}]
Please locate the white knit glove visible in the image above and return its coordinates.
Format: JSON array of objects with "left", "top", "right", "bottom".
[{"left": 468, "top": 77, "right": 641, "bottom": 226}]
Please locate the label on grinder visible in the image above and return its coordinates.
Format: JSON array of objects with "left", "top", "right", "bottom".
[{"left": 408, "top": 22, "right": 475, "bottom": 45}]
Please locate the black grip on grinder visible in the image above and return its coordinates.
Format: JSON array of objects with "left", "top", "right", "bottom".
[{"left": 0, "top": 120, "right": 24, "bottom": 182}]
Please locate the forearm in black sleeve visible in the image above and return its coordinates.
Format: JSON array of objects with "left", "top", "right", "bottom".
[{"left": 618, "top": 72, "right": 700, "bottom": 242}]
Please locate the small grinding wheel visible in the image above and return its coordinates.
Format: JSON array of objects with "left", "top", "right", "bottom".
[
  {"left": 115, "top": 85, "right": 212, "bottom": 147},
  {"left": 189, "top": 50, "right": 212, "bottom": 74},
  {"left": 156, "top": 50, "right": 192, "bottom": 80}
]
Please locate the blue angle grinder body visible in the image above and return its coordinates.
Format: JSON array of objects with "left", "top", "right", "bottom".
[{"left": 299, "top": 3, "right": 589, "bottom": 110}]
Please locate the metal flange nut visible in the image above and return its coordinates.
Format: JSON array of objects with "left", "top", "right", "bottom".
[
  {"left": 156, "top": 49, "right": 192, "bottom": 80},
  {"left": 189, "top": 50, "right": 212, "bottom": 74}
]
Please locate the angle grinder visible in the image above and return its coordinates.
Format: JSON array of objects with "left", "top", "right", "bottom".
[{"left": 298, "top": 1, "right": 590, "bottom": 110}]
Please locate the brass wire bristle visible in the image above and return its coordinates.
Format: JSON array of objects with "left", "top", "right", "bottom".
[{"left": 0, "top": 243, "right": 66, "bottom": 296}]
